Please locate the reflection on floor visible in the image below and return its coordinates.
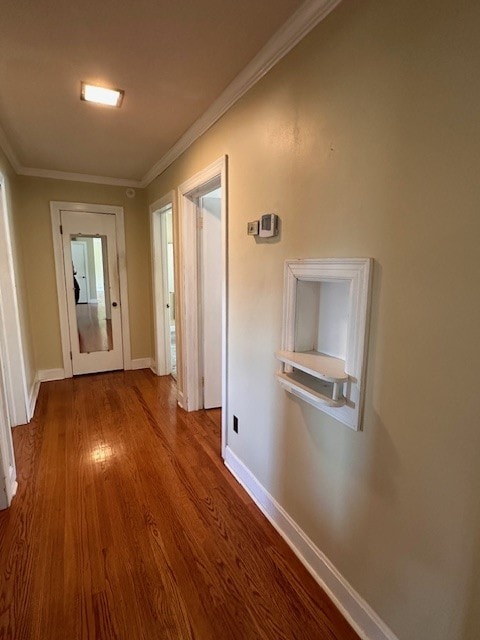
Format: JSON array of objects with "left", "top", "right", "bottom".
[{"left": 76, "top": 303, "right": 112, "bottom": 353}]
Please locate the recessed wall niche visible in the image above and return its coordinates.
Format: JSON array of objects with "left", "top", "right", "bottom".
[{"left": 276, "top": 258, "right": 372, "bottom": 430}]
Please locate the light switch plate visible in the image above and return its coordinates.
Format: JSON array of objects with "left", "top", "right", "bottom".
[{"left": 247, "top": 220, "right": 259, "bottom": 236}]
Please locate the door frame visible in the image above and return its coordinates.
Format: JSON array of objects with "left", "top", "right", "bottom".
[
  {"left": 0, "top": 174, "right": 29, "bottom": 427},
  {"left": 150, "top": 191, "right": 176, "bottom": 377},
  {"left": 50, "top": 201, "right": 132, "bottom": 378},
  {"left": 178, "top": 156, "right": 228, "bottom": 457},
  {"left": 0, "top": 339, "right": 17, "bottom": 507}
]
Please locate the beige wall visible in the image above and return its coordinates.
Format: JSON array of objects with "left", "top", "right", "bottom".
[
  {"left": 147, "top": 1, "right": 480, "bottom": 638},
  {"left": 15, "top": 177, "right": 152, "bottom": 370}
]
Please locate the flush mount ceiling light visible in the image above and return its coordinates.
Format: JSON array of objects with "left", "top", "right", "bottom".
[{"left": 80, "top": 82, "right": 124, "bottom": 107}]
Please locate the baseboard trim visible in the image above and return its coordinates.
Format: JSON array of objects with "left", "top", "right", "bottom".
[
  {"left": 10, "top": 480, "right": 18, "bottom": 500},
  {"left": 224, "top": 447, "right": 398, "bottom": 640},
  {"left": 6, "top": 464, "right": 18, "bottom": 505},
  {"left": 37, "top": 368, "right": 65, "bottom": 382},
  {"left": 130, "top": 358, "right": 153, "bottom": 370},
  {"left": 27, "top": 378, "right": 40, "bottom": 421},
  {"left": 177, "top": 390, "right": 186, "bottom": 410}
]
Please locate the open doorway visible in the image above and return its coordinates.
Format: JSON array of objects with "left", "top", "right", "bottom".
[
  {"left": 150, "top": 192, "right": 177, "bottom": 379},
  {"left": 177, "top": 157, "right": 227, "bottom": 457},
  {"left": 164, "top": 208, "right": 177, "bottom": 378},
  {"left": 198, "top": 187, "right": 222, "bottom": 408}
]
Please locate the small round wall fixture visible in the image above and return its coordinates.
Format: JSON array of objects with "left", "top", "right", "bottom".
[{"left": 126, "top": 188, "right": 136, "bottom": 198}]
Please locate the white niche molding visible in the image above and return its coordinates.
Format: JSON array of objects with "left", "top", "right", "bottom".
[{"left": 276, "top": 258, "right": 372, "bottom": 430}]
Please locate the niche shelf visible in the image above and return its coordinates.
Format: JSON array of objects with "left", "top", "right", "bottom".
[{"left": 276, "top": 258, "right": 372, "bottom": 430}]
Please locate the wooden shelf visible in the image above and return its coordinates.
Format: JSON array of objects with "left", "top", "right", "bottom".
[
  {"left": 276, "top": 371, "right": 346, "bottom": 408},
  {"left": 275, "top": 350, "right": 348, "bottom": 383}
]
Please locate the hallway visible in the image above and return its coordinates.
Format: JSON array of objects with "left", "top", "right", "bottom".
[{"left": 0, "top": 371, "right": 358, "bottom": 639}]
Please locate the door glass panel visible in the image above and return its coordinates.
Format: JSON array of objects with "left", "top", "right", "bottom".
[{"left": 71, "top": 235, "right": 113, "bottom": 353}]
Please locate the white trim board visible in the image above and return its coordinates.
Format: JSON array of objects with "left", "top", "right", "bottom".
[
  {"left": 18, "top": 166, "right": 141, "bottom": 188},
  {"left": 224, "top": 447, "right": 398, "bottom": 640},
  {"left": 37, "top": 361, "right": 151, "bottom": 380},
  {"left": 50, "top": 201, "right": 132, "bottom": 377},
  {"left": 27, "top": 379, "right": 40, "bottom": 421},
  {"left": 0, "top": 0, "right": 341, "bottom": 189},
  {"left": 177, "top": 389, "right": 186, "bottom": 410},
  {"left": 9, "top": 479, "right": 18, "bottom": 501},
  {"left": 4, "top": 467, "right": 18, "bottom": 505},
  {"left": 131, "top": 358, "right": 153, "bottom": 370},
  {"left": 37, "top": 369, "right": 66, "bottom": 382}
]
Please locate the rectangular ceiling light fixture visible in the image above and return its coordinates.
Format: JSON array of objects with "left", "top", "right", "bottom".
[{"left": 81, "top": 82, "right": 124, "bottom": 107}]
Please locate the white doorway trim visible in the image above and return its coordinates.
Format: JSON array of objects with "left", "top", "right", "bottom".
[
  {"left": 50, "top": 201, "right": 132, "bottom": 378},
  {"left": 149, "top": 191, "right": 176, "bottom": 377},
  {"left": 0, "top": 336, "right": 17, "bottom": 507},
  {"left": 177, "top": 156, "right": 228, "bottom": 458},
  {"left": 0, "top": 174, "right": 29, "bottom": 427}
]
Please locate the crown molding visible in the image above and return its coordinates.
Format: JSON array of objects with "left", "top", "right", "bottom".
[
  {"left": 0, "top": 125, "right": 142, "bottom": 187},
  {"left": 141, "top": 0, "right": 342, "bottom": 186},
  {"left": 0, "top": 0, "right": 342, "bottom": 190},
  {"left": 17, "top": 166, "right": 142, "bottom": 188}
]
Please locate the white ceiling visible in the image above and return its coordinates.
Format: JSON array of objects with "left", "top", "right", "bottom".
[{"left": 0, "top": 0, "right": 312, "bottom": 184}]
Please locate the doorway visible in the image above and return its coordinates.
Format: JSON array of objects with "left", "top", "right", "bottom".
[
  {"left": 177, "top": 156, "right": 227, "bottom": 457},
  {"left": 150, "top": 193, "right": 177, "bottom": 379},
  {"left": 164, "top": 208, "right": 177, "bottom": 378},
  {"left": 199, "top": 188, "right": 222, "bottom": 408},
  {"left": 51, "top": 202, "right": 132, "bottom": 377}
]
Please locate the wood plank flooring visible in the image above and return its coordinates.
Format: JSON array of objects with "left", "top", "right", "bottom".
[{"left": 0, "top": 370, "right": 359, "bottom": 640}]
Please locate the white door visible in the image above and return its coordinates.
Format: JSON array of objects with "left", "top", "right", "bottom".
[
  {"left": 200, "top": 191, "right": 222, "bottom": 408},
  {"left": 61, "top": 210, "right": 123, "bottom": 375}
]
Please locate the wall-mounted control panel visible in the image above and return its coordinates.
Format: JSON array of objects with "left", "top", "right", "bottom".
[
  {"left": 247, "top": 214, "right": 279, "bottom": 237},
  {"left": 259, "top": 214, "right": 278, "bottom": 237}
]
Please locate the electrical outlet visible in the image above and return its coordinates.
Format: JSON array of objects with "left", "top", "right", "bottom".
[{"left": 233, "top": 415, "right": 239, "bottom": 433}]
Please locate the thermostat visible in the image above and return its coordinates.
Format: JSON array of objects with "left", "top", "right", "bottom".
[{"left": 259, "top": 213, "right": 279, "bottom": 238}]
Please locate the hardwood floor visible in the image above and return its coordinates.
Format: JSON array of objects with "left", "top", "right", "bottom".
[{"left": 0, "top": 370, "right": 359, "bottom": 640}]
